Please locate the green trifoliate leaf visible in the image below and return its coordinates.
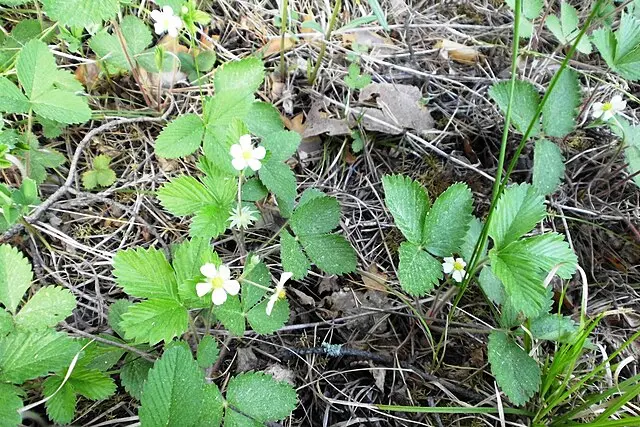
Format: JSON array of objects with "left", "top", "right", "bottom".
[
  {"left": 397, "top": 241, "right": 442, "bottom": 296},
  {"left": 533, "top": 139, "right": 565, "bottom": 196},
  {"left": 490, "top": 246, "right": 547, "bottom": 319},
  {"left": 226, "top": 372, "right": 298, "bottom": 424},
  {"left": 82, "top": 155, "right": 117, "bottom": 189},
  {"left": 157, "top": 176, "right": 216, "bottom": 217},
  {"left": 530, "top": 314, "right": 577, "bottom": 342},
  {"left": 291, "top": 195, "right": 341, "bottom": 236},
  {"left": 0, "top": 384, "right": 22, "bottom": 427},
  {"left": 212, "top": 295, "right": 245, "bottom": 336},
  {"left": 545, "top": 2, "right": 592, "bottom": 54},
  {"left": 241, "top": 258, "right": 271, "bottom": 312},
  {"left": 139, "top": 346, "right": 205, "bottom": 427},
  {"left": 422, "top": 183, "right": 473, "bottom": 257},
  {"left": 592, "top": 13, "right": 640, "bottom": 81},
  {"left": 488, "top": 331, "right": 541, "bottom": 406},
  {"left": 23, "top": 139, "right": 66, "bottom": 184},
  {"left": 214, "top": 57, "right": 265, "bottom": 98},
  {"left": 108, "top": 299, "right": 132, "bottom": 339},
  {"left": 382, "top": 175, "right": 429, "bottom": 244},
  {"left": 460, "top": 216, "right": 486, "bottom": 261},
  {"left": 0, "top": 330, "right": 80, "bottom": 383},
  {"left": 120, "top": 353, "right": 153, "bottom": 400},
  {"left": 77, "top": 338, "right": 125, "bottom": 371},
  {"left": 113, "top": 247, "right": 177, "bottom": 300},
  {"left": 488, "top": 80, "right": 540, "bottom": 136},
  {"left": 242, "top": 178, "right": 268, "bottom": 201},
  {"left": 0, "top": 244, "right": 33, "bottom": 314},
  {"left": 195, "top": 383, "right": 224, "bottom": 427},
  {"left": 196, "top": 335, "right": 219, "bottom": 369},
  {"left": 245, "top": 101, "right": 284, "bottom": 138},
  {"left": 299, "top": 234, "right": 357, "bottom": 275},
  {"left": 488, "top": 183, "right": 546, "bottom": 250},
  {"left": 344, "top": 62, "right": 372, "bottom": 90},
  {"left": 509, "top": 232, "right": 577, "bottom": 279},
  {"left": 14, "top": 286, "right": 76, "bottom": 330},
  {"left": 69, "top": 368, "right": 116, "bottom": 400},
  {"left": 542, "top": 69, "right": 581, "bottom": 137},
  {"left": 155, "top": 114, "right": 205, "bottom": 158},
  {"left": 43, "top": 375, "right": 76, "bottom": 425},
  {"left": 172, "top": 238, "right": 219, "bottom": 290},
  {"left": 478, "top": 266, "right": 505, "bottom": 305},
  {"left": 261, "top": 130, "right": 301, "bottom": 162},
  {"left": 17, "top": 39, "right": 57, "bottom": 99},
  {"left": 89, "top": 15, "right": 152, "bottom": 71},
  {"left": 189, "top": 204, "right": 230, "bottom": 240},
  {"left": 247, "top": 298, "right": 289, "bottom": 335},
  {"left": 280, "top": 230, "right": 310, "bottom": 280},
  {"left": 0, "top": 310, "right": 13, "bottom": 336},
  {"left": 30, "top": 89, "right": 91, "bottom": 124},
  {"left": 259, "top": 158, "right": 297, "bottom": 211},
  {"left": 41, "top": 0, "right": 119, "bottom": 28},
  {"left": 120, "top": 298, "right": 188, "bottom": 345},
  {"left": 0, "top": 77, "right": 30, "bottom": 114}
]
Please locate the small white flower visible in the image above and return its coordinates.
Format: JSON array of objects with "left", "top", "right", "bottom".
[
  {"left": 442, "top": 257, "right": 466, "bottom": 283},
  {"left": 150, "top": 6, "right": 183, "bottom": 38},
  {"left": 266, "top": 272, "right": 293, "bottom": 316},
  {"left": 196, "top": 263, "right": 240, "bottom": 305},
  {"left": 228, "top": 206, "right": 258, "bottom": 229},
  {"left": 592, "top": 95, "right": 626, "bottom": 121},
  {"left": 230, "top": 134, "right": 266, "bottom": 171}
]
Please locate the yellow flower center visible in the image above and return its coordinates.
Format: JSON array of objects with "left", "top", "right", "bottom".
[
  {"left": 602, "top": 102, "right": 613, "bottom": 112},
  {"left": 211, "top": 277, "right": 224, "bottom": 289},
  {"left": 277, "top": 289, "right": 287, "bottom": 300},
  {"left": 453, "top": 261, "right": 465, "bottom": 271},
  {"left": 243, "top": 150, "right": 253, "bottom": 160}
]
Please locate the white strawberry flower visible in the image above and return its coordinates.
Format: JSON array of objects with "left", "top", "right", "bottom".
[
  {"left": 442, "top": 257, "right": 466, "bottom": 283},
  {"left": 150, "top": 6, "right": 183, "bottom": 38},
  {"left": 266, "top": 272, "right": 293, "bottom": 316},
  {"left": 228, "top": 205, "right": 258, "bottom": 229},
  {"left": 230, "top": 134, "right": 266, "bottom": 171},
  {"left": 196, "top": 263, "right": 240, "bottom": 305},
  {"left": 592, "top": 95, "right": 626, "bottom": 121}
]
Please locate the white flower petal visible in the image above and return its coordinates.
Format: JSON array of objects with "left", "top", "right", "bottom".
[
  {"left": 153, "top": 22, "right": 165, "bottom": 35},
  {"left": 279, "top": 272, "right": 294, "bottom": 285},
  {"left": 602, "top": 110, "right": 614, "bottom": 121},
  {"left": 443, "top": 262, "right": 454, "bottom": 274},
  {"left": 443, "top": 257, "right": 455, "bottom": 264},
  {"left": 196, "top": 281, "right": 213, "bottom": 297},
  {"left": 167, "top": 26, "right": 178, "bottom": 37},
  {"left": 253, "top": 145, "right": 266, "bottom": 160},
  {"left": 592, "top": 103, "right": 604, "bottom": 118},
  {"left": 455, "top": 258, "right": 467, "bottom": 268},
  {"left": 230, "top": 143, "right": 244, "bottom": 158},
  {"left": 247, "top": 158, "right": 262, "bottom": 171},
  {"left": 223, "top": 279, "right": 240, "bottom": 296},
  {"left": 200, "top": 263, "right": 217, "bottom": 278},
  {"left": 150, "top": 9, "right": 161, "bottom": 20},
  {"left": 218, "top": 264, "right": 231, "bottom": 280},
  {"left": 239, "top": 134, "right": 253, "bottom": 149},
  {"left": 232, "top": 158, "right": 247, "bottom": 171},
  {"left": 162, "top": 5, "right": 174, "bottom": 14},
  {"left": 266, "top": 294, "right": 277, "bottom": 316},
  {"left": 452, "top": 269, "right": 465, "bottom": 283},
  {"left": 211, "top": 287, "right": 228, "bottom": 305}
]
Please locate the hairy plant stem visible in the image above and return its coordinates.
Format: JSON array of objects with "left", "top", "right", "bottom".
[
  {"left": 308, "top": 0, "right": 341, "bottom": 85},
  {"left": 450, "top": 0, "right": 604, "bottom": 317}
]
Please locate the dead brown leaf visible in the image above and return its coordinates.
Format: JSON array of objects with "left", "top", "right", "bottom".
[
  {"left": 75, "top": 62, "right": 100, "bottom": 90},
  {"left": 361, "top": 264, "right": 388, "bottom": 292},
  {"left": 259, "top": 35, "right": 297, "bottom": 57},
  {"left": 353, "top": 83, "right": 434, "bottom": 135},
  {"left": 435, "top": 39, "right": 481, "bottom": 65},
  {"left": 303, "top": 102, "right": 350, "bottom": 138}
]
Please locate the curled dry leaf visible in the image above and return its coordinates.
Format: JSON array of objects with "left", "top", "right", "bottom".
[
  {"left": 435, "top": 39, "right": 481, "bottom": 64},
  {"left": 303, "top": 102, "right": 351, "bottom": 139},
  {"left": 75, "top": 62, "right": 101, "bottom": 90},
  {"left": 259, "top": 35, "right": 297, "bottom": 57}
]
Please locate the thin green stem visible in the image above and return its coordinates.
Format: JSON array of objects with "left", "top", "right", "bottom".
[
  {"left": 308, "top": 0, "right": 341, "bottom": 85},
  {"left": 279, "top": 0, "right": 289, "bottom": 78}
]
